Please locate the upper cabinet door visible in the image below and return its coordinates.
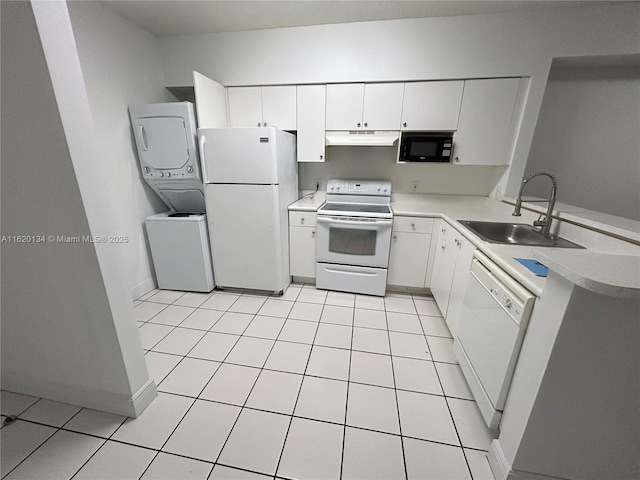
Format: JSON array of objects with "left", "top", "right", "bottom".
[
  {"left": 228, "top": 87, "right": 263, "bottom": 127},
  {"left": 262, "top": 86, "right": 296, "bottom": 130},
  {"left": 401, "top": 81, "right": 464, "bottom": 131},
  {"left": 296, "top": 85, "right": 326, "bottom": 163},
  {"left": 325, "top": 83, "right": 365, "bottom": 130},
  {"left": 193, "top": 71, "right": 228, "bottom": 128},
  {"left": 454, "top": 78, "right": 520, "bottom": 166},
  {"left": 362, "top": 83, "right": 404, "bottom": 131}
]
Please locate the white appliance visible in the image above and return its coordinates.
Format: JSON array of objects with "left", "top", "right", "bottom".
[
  {"left": 129, "top": 102, "right": 205, "bottom": 212},
  {"left": 316, "top": 179, "right": 393, "bottom": 296},
  {"left": 145, "top": 212, "right": 215, "bottom": 292},
  {"left": 453, "top": 250, "right": 535, "bottom": 429},
  {"left": 198, "top": 127, "right": 298, "bottom": 294}
]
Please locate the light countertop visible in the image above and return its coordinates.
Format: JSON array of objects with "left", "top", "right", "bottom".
[{"left": 289, "top": 192, "right": 640, "bottom": 298}]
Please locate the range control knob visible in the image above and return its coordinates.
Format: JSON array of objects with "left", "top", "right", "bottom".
[
  {"left": 159, "top": 172, "right": 164, "bottom": 177},
  {"left": 377, "top": 186, "right": 381, "bottom": 192},
  {"left": 329, "top": 186, "right": 334, "bottom": 191},
  {"left": 187, "top": 166, "right": 194, "bottom": 173},
  {"left": 166, "top": 172, "right": 171, "bottom": 177},
  {"left": 383, "top": 187, "right": 387, "bottom": 193}
]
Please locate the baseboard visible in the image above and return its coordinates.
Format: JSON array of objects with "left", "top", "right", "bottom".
[
  {"left": 488, "top": 440, "right": 567, "bottom": 480},
  {"left": 489, "top": 440, "right": 510, "bottom": 480},
  {"left": 132, "top": 277, "right": 156, "bottom": 301},
  {"left": 2, "top": 372, "right": 157, "bottom": 418},
  {"left": 292, "top": 276, "right": 315, "bottom": 285},
  {"left": 131, "top": 379, "right": 158, "bottom": 417}
]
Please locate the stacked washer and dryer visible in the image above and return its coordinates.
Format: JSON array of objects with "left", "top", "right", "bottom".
[{"left": 129, "top": 102, "right": 215, "bottom": 292}]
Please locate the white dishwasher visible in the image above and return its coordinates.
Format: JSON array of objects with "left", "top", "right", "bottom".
[{"left": 453, "top": 250, "right": 535, "bottom": 430}]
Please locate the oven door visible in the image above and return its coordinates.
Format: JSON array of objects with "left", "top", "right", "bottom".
[{"left": 316, "top": 215, "right": 392, "bottom": 268}]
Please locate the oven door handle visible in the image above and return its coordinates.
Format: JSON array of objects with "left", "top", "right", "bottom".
[{"left": 316, "top": 216, "right": 393, "bottom": 228}]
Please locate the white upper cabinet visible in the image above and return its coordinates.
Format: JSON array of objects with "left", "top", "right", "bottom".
[
  {"left": 326, "top": 83, "right": 404, "bottom": 131},
  {"left": 296, "top": 85, "right": 326, "bottom": 162},
  {"left": 401, "top": 81, "right": 464, "bottom": 131},
  {"left": 325, "top": 83, "right": 365, "bottom": 130},
  {"left": 262, "top": 86, "right": 297, "bottom": 130},
  {"left": 453, "top": 78, "right": 520, "bottom": 165},
  {"left": 228, "top": 87, "right": 262, "bottom": 127},
  {"left": 228, "top": 86, "right": 296, "bottom": 130},
  {"left": 362, "top": 83, "right": 405, "bottom": 130}
]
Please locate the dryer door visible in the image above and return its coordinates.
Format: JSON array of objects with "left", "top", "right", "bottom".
[{"left": 134, "top": 116, "right": 190, "bottom": 170}]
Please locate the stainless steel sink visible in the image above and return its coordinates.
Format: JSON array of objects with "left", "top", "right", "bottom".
[{"left": 459, "top": 221, "right": 585, "bottom": 249}]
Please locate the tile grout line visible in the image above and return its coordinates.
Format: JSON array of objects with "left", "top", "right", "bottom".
[
  {"left": 415, "top": 296, "right": 476, "bottom": 479},
  {"left": 147, "top": 293, "right": 266, "bottom": 469},
  {"left": 338, "top": 296, "right": 356, "bottom": 480},
  {"left": 272, "top": 287, "right": 328, "bottom": 478},
  {"left": 385, "top": 303, "right": 410, "bottom": 480},
  {"left": 202, "top": 293, "right": 305, "bottom": 474}
]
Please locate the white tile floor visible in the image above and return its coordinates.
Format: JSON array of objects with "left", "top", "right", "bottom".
[{"left": 1, "top": 284, "right": 496, "bottom": 480}]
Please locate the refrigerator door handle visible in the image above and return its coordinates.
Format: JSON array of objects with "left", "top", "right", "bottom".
[{"left": 199, "top": 134, "right": 208, "bottom": 182}]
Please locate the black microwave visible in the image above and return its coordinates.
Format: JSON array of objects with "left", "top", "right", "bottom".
[{"left": 399, "top": 132, "right": 454, "bottom": 163}]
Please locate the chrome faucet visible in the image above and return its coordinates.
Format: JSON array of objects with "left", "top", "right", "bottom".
[{"left": 512, "top": 171, "right": 558, "bottom": 237}]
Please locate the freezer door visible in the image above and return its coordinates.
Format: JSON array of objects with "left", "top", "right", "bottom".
[
  {"left": 199, "top": 128, "right": 280, "bottom": 184},
  {"left": 205, "top": 184, "right": 289, "bottom": 292}
]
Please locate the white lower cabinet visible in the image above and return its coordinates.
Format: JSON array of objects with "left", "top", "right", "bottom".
[
  {"left": 387, "top": 217, "right": 435, "bottom": 288},
  {"left": 430, "top": 220, "right": 475, "bottom": 336},
  {"left": 289, "top": 211, "right": 316, "bottom": 278}
]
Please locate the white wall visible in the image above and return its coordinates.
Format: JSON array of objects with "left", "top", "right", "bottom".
[
  {"left": 524, "top": 65, "right": 640, "bottom": 220},
  {"left": 1, "top": 1, "right": 154, "bottom": 416},
  {"left": 299, "top": 147, "right": 506, "bottom": 196},
  {"left": 160, "top": 3, "right": 640, "bottom": 198},
  {"left": 67, "top": 1, "right": 177, "bottom": 298}
]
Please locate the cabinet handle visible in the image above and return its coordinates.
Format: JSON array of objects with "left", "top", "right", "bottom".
[
  {"left": 411, "top": 223, "right": 415, "bottom": 230},
  {"left": 364, "top": 122, "right": 368, "bottom": 127},
  {"left": 311, "top": 230, "right": 315, "bottom": 238},
  {"left": 264, "top": 122, "right": 267, "bottom": 126},
  {"left": 319, "top": 154, "right": 323, "bottom": 160},
  {"left": 455, "top": 157, "right": 460, "bottom": 163},
  {"left": 301, "top": 217, "right": 305, "bottom": 225},
  {"left": 393, "top": 234, "right": 397, "bottom": 240},
  {"left": 403, "top": 122, "right": 407, "bottom": 127},
  {"left": 441, "top": 245, "right": 446, "bottom": 251},
  {"left": 441, "top": 228, "right": 445, "bottom": 233},
  {"left": 257, "top": 122, "right": 261, "bottom": 127},
  {"left": 357, "top": 122, "right": 361, "bottom": 128}
]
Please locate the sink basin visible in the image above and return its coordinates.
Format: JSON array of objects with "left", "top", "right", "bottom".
[{"left": 459, "top": 221, "right": 585, "bottom": 249}]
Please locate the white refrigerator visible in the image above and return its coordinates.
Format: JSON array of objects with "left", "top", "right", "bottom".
[{"left": 198, "top": 127, "right": 298, "bottom": 293}]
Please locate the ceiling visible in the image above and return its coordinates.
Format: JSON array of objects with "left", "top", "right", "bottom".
[{"left": 100, "top": 1, "right": 616, "bottom": 37}]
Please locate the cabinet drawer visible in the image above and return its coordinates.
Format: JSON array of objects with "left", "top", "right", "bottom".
[
  {"left": 393, "top": 216, "right": 434, "bottom": 233},
  {"left": 289, "top": 211, "right": 317, "bottom": 227}
]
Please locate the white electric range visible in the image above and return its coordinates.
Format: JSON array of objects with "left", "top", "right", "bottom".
[{"left": 315, "top": 179, "right": 393, "bottom": 296}]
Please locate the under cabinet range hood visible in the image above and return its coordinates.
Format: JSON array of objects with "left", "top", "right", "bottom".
[{"left": 325, "top": 131, "right": 400, "bottom": 147}]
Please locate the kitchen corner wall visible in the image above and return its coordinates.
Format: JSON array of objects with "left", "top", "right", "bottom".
[
  {"left": 160, "top": 3, "right": 640, "bottom": 199},
  {"left": 67, "top": 1, "right": 176, "bottom": 299},
  {"left": 524, "top": 65, "right": 640, "bottom": 221},
  {"left": 299, "top": 147, "right": 507, "bottom": 195},
  {"left": 1, "top": 1, "right": 153, "bottom": 416}
]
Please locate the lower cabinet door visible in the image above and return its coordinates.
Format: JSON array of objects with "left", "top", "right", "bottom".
[
  {"left": 430, "top": 223, "right": 457, "bottom": 316},
  {"left": 387, "top": 232, "right": 431, "bottom": 288},
  {"left": 289, "top": 226, "right": 316, "bottom": 278}
]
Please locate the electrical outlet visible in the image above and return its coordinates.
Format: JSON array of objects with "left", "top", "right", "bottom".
[
  {"left": 411, "top": 181, "right": 419, "bottom": 192},
  {"left": 314, "top": 179, "right": 321, "bottom": 190}
]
